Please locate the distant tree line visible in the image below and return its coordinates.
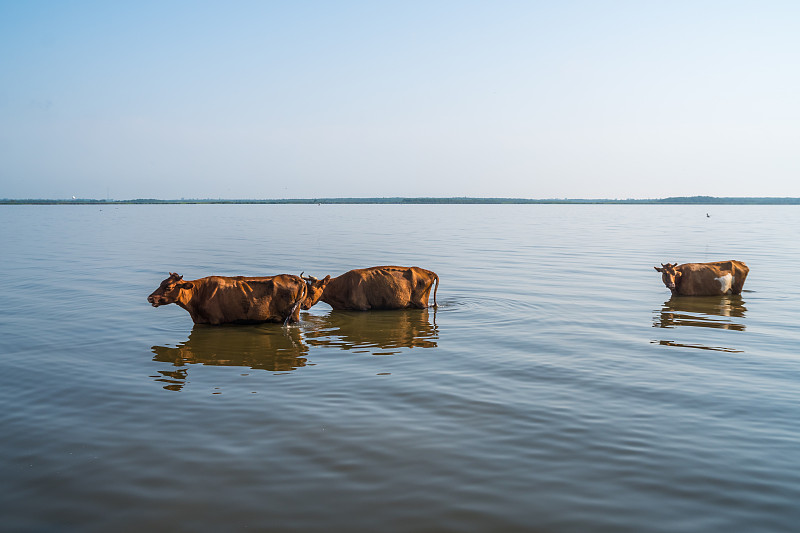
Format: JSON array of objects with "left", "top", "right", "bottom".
[{"left": 3, "top": 196, "right": 800, "bottom": 205}]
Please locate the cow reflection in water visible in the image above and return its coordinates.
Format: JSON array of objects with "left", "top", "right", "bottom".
[
  {"left": 151, "top": 325, "right": 308, "bottom": 390},
  {"left": 304, "top": 308, "right": 438, "bottom": 355},
  {"left": 652, "top": 295, "right": 747, "bottom": 354},
  {"left": 654, "top": 295, "right": 747, "bottom": 331}
]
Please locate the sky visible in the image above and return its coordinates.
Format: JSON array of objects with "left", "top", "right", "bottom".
[{"left": 1, "top": 1, "right": 799, "bottom": 200}]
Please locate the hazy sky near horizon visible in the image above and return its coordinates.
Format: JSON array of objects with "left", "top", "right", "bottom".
[{"left": 1, "top": 1, "right": 799, "bottom": 200}]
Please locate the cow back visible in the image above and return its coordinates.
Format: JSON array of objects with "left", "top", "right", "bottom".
[
  {"left": 323, "top": 266, "right": 437, "bottom": 310},
  {"left": 676, "top": 260, "right": 748, "bottom": 296},
  {"left": 184, "top": 275, "right": 305, "bottom": 324}
]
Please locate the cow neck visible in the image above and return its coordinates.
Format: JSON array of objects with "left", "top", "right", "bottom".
[
  {"left": 175, "top": 284, "right": 197, "bottom": 315},
  {"left": 674, "top": 267, "right": 685, "bottom": 293},
  {"left": 319, "top": 275, "right": 341, "bottom": 305}
]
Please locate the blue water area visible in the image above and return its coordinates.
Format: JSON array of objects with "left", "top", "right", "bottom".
[{"left": 1, "top": 204, "right": 799, "bottom": 532}]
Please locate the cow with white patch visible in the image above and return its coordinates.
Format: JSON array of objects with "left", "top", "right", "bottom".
[{"left": 654, "top": 260, "right": 749, "bottom": 296}]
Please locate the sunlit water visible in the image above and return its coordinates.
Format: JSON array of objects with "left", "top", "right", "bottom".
[{"left": 2, "top": 204, "right": 799, "bottom": 532}]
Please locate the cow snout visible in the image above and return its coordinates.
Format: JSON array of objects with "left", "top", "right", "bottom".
[{"left": 147, "top": 295, "right": 161, "bottom": 307}]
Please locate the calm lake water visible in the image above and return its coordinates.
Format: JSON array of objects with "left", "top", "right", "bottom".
[{"left": 2, "top": 204, "right": 799, "bottom": 532}]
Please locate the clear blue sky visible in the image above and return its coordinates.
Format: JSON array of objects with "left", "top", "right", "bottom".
[{"left": 1, "top": 1, "right": 798, "bottom": 199}]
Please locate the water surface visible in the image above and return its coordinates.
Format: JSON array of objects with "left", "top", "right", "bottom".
[{"left": 2, "top": 204, "right": 799, "bottom": 532}]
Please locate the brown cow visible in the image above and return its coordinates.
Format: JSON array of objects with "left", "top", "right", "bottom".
[
  {"left": 654, "top": 260, "right": 749, "bottom": 296},
  {"left": 147, "top": 272, "right": 307, "bottom": 325},
  {"left": 300, "top": 266, "right": 439, "bottom": 311}
]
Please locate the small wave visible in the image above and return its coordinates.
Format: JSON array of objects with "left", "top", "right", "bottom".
[
  {"left": 437, "top": 294, "right": 542, "bottom": 327},
  {"left": 651, "top": 339, "right": 744, "bottom": 353},
  {"left": 440, "top": 294, "right": 541, "bottom": 314}
]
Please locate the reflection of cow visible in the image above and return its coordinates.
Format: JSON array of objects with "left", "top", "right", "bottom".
[
  {"left": 303, "top": 307, "right": 438, "bottom": 355},
  {"left": 147, "top": 273, "right": 307, "bottom": 325},
  {"left": 301, "top": 266, "right": 439, "bottom": 311},
  {"left": 654, "top": 261, "right": 749, "bottom": 296},
  {"left": 151, "top": 324, "right": 308, "bottom": 388},
  {"left": 654, "top": 295, "right": 747, "bottom": 331}
]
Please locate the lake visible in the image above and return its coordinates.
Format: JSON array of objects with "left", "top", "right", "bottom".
[{"left": 1, "top": 204, "right": 799, "bottom": 532}]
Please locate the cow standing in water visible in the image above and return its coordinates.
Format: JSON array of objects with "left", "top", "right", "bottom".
[
  {"left": 654, "top": 261, "right": 749, "bottom": 296},
  {"left": 147, "top": 273, "right": 308, "bottom": 325},
  {"left": 301, "top": 266, "right": 439, "bottom": 311}
]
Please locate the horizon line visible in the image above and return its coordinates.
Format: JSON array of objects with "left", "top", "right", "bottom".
[{"left": 3, "top": 195, "right": 800, "bottom": 205}]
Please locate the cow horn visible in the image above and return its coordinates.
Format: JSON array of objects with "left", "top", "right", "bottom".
[{"left": 300, "top": 271, "right": 318, "bottom": 282}]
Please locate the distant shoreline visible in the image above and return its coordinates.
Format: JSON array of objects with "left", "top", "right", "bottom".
[{"left": 3, "top": 196, "right": 800, "bottom": 205}]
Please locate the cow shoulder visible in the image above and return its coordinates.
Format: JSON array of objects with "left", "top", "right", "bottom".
[{"left": 192, "top": 276, "right": 222, "bottom": 301}]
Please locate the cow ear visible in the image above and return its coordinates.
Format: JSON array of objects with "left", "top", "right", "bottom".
[
  {"left": 323, "top": 275, "right": 331, "bottom": 282},
  {"left": 178, "top": 282, "right": 194, "bottom": 290},
  {"left": 654, "top": 267, "right": 663, "bottom": 272},
  {"left": 675, "top": 271, "right": 682, "bottom": 278}
]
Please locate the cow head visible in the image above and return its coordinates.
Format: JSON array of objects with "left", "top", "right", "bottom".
[
  {"left": 147, "top": 272, "right": 194, "bottom": 307},
  {"left": 300, "top": 273, "right": 331, "bottom": 309},
  {"left": 654, "top": 263, "right": 681, "bottom": 292}
]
